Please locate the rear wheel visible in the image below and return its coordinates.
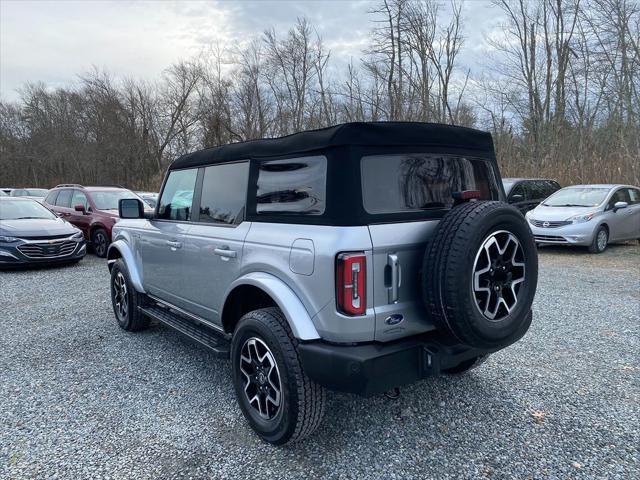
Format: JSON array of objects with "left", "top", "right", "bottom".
[
  {"left": 92, "top": 228, "right": 109, "bottom": 258},
  {"left": 588, "top": 226, "right": 608, "bottom": 253},
  {"left": 231, "top": 307, "right": 326, "bottom": 445}
]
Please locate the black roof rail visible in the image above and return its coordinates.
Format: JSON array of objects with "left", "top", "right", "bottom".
[{"left": 54, "top": 183, "right": 83, "bottom": 188}]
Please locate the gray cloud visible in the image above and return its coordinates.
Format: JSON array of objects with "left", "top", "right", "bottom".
[{"left": 1, "top": 0, "right": 503, "bottom": 102}]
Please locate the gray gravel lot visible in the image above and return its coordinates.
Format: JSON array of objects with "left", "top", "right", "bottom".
[{"left": 1, "top": 244, "right": 639, "bottom": 479}]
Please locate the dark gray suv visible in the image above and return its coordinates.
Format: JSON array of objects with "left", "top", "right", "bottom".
[{"left": 107, "top": 122, "right": 538, "bottom": 444}]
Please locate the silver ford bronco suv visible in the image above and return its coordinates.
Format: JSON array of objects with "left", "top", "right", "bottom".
[{"left": 107, "top": 122, "right": 538, "bottom": 445}]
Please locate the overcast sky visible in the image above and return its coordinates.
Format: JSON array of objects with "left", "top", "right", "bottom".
[{"left": 0, "top": 0, "right": 504, "bottom": 102}]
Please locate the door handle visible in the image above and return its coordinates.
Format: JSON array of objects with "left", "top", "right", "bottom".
[
  {"left": 387, "top": 253, "right": 401, "bottom": 304},
  {"left": 214, "top": 247, "right": 237, "bottom": 258},
  {"left": 166, "top": 240, "right": 182, "bottom": 249}
]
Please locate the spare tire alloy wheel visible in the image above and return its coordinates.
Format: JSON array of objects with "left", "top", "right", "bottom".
[
  {"left": 239, "top": 337, "right": 282, "bottom": 420},
  {"left": 472, "top": 230, "right": 526, "bottom": 321},
  {"left": 422, "top": 201, "right": 538, "bottom": 349}
]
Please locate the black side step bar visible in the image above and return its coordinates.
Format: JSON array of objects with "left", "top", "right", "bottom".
[{"left": 139, "top": 305, "right": 230, "bottom": 358}]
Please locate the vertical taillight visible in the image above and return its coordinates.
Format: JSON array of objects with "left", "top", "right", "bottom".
[{"left": 336, "top": 252, "right": 367, "bottom": 316}]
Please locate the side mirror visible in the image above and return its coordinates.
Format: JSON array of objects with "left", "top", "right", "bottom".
[
  {"left": 613, "top": 201, "right": 628, "bottom": 211},
  {"left": 510, "top": 194, "right": 524, "bottom": 202},
  {"left": 74, "top": 204, "right": 86, "bottom": 213},
  {"left": 119, "top": 198, "right": 144, "bottom": 219}
]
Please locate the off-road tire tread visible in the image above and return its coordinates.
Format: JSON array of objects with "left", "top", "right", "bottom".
[
  {"left": 423, "top": 201, "right": 536, "bottom": 347},
  {"left": 111, "top": 258, "right": 150, "bottom": 332},
  {"left": 239, "top": 307, "right": 326, "bottom": 443}
]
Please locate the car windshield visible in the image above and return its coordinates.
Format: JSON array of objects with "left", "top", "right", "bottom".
[
  {"left": 0, "top": 199, "right": 57, "bottom": 220},
  {"left": 542, "top": 187, "right": 609, "bottom": 207},
  {"left": 91, "top": 190, "right": 139, "bottom": 210}
]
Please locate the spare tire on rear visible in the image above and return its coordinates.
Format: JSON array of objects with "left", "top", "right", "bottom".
[{"left": 422, "top": 201, "right": 537, "bottom": 349}]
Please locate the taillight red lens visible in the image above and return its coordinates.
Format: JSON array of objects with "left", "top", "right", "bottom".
[{"left": 336, "top": 252, "right": 366, "bottom": 316}]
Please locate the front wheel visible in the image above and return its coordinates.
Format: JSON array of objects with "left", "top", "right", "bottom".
[
  {"left": 92, "top": 228, "right": 109, "bottom": 258},
  {"left": 588, "top": 226, "right": 608, "bottom": 253},
  {"left": 110, "top": 259, "right": 149, "bottom": 331},
  {"left": 231, "top": 307, "right": 326, "bottom": 445}
]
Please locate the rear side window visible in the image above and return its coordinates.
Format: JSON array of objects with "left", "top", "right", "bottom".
[
  {"left": 198, "top": 162, "right": 249, "bottom": 224},
  {"left": 158, "top": 169, "right": 198, "bottom": 221},
  {"left": 361, "top": 153, "right": 498, "bottom": 214},
  {"left": 56, "top": 190, "right": 72, "bottom": 208},
  {"left": 256, "top": 156, "right": 327, "bottom": 215},
  {"left": 626, "top": 188, "right": 640, "bottom": 204}
]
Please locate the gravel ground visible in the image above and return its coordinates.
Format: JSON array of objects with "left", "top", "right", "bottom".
[{"left": 1, "top": 244, "right": 639, "bottom": 479}]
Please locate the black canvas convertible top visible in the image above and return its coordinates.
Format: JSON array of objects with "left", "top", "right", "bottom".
[{"left": 170, "top": 122, "right": 495, "bottom": 170}]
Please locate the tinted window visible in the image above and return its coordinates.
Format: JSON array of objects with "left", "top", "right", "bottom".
[
  {"left": 158, "top": 169, "right": 198, "bottom": 221},
  {"left": 44, "top": 190, "right": 59, "bottom": 205},
  {"left": 56, "top": 190, "right": 72, "bottom": 208},
  {"left": 626, "top": 188, "right": 640, "bottom": 205},
  {"left": 543, "top": 181, "right": 561, "bottom": 197},
  {"left": 527, "top": 181, "right": 548, "bottom": 200},
  {"left": 361, "top": 153, "right": 498, "bottom": 213},
  {"left": 607, "top": 189, "right": 630, "bottom": 209},
  {"left": 509, "top": 183, "right": 526, "bottom": 202},
  {"left": 198, "top": 162, "right": 249, "bottom": 224},
  {"left": 256, "top": 156, "right": 327, "bottom": 215},
  {"left": 71, "top": 190, "right": 89, "bottom": 209}
]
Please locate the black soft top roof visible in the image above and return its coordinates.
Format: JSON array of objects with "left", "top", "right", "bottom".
[{"left": 170, "top": 121, "right": 495, "bottom": 170}]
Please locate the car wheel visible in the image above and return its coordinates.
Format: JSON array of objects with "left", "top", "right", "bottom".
[
  {"left": 443, "top": 354, "right": 490, "bottom": 375},
  {"left": 92, "top": 228, "right": 109, "bottom": 258},
  {"left": 588, "top": 226, "right": 608, "bottom": 253},
  {"left": 110, "top": 259, "right": 149, "bottom": 331},
  {"left": 422, "top": 201, "right": 538, "bottom": 349},
  {"left": 231, "top": 307, "right": 326, "bottom": 445}
]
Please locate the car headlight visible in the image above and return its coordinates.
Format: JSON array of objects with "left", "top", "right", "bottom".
[
  {"left": 568, "top": 212, "right": 595, "bottom": 224},
  {"left": 72, "top": 231, "right": 83, "bottom": 240},
  {"left": 0, "top": 236, "right": 19, "bottom": 243}
]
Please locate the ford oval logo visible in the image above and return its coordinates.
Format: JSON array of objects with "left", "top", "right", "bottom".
[{"left": 385, "top": 314, "right": 404, "bottom": 326}]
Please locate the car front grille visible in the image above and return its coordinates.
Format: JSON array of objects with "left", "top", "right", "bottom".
[
  {"left": 534, "top": 234, "right": 567, "bottom": 243},
  {"left": 17, "top": 240, "right": 78, "bottom": 259},
  {"left": 529, "top": 219, "right": 572, "bottom": 228}
]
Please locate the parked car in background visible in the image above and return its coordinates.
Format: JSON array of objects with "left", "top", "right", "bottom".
[
  {"left": 44, "top": 184, "right": 148, "bottom": 257},
  {"left": 502, "top": 178, "right": 561, "bottom": 214},
  {"left": 526, "top": 184, "right": 640, "bottom": 253},
  {"left": 9, "top": 188, "right": 49, "bottom": 201},
  {"left": 1, "top": 188, "right": 12, "bottom": 194},
  {"left": 0, "top": 190, "right": 7, "bottom": 196},
  {"left": 0, "top": 197, "right": 86, "bottom": 267},
  {"left": 135, "top": 191, "right": 158, "bottom": 209}
]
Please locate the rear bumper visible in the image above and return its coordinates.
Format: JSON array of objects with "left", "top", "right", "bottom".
[{"left": 298, "top": 326, "right": 526, "bottom": 396}]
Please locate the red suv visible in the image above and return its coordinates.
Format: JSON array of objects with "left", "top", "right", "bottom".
[{"left": 44, "top": 184, "right": 145, "bottom": 257}]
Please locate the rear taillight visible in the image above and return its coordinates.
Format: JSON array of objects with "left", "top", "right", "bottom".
[{"left": 336, "top": 252, "right": 366, "bottom": 316}]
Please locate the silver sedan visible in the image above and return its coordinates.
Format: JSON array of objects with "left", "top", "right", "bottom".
[{"left": 525, "top": 184, "right": 640, "bottom": 253}]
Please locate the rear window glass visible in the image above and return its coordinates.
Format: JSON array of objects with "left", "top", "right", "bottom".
[
  {"left": 361, "top": 153, "right": 498, "bottom": 214},
  {"left": 256, "top": 156, "right": 327, "bottom": 215}
]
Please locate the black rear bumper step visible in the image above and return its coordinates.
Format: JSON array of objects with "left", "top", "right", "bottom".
[{"left": 139, "top": 305, "right": 230, "bottom": 358}]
